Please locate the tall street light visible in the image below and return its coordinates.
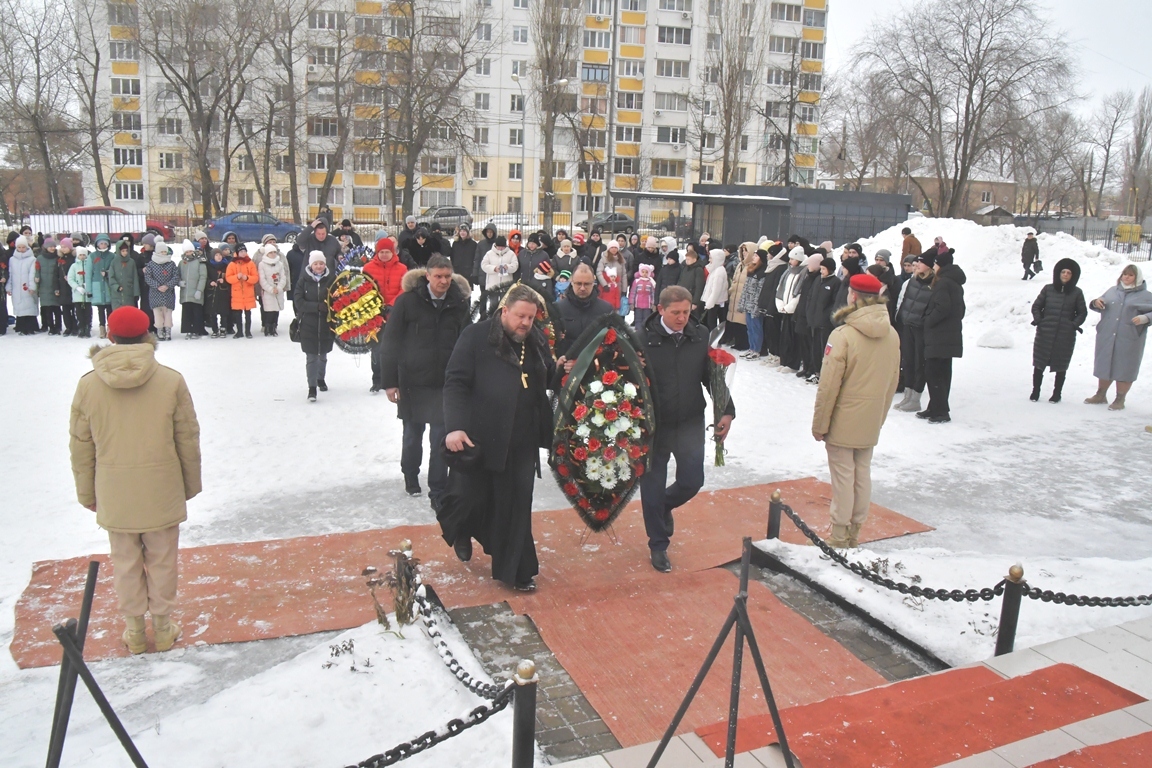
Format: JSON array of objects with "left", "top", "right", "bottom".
[{"left": 511, "top": 73, "right": 568, "bottom": 229}]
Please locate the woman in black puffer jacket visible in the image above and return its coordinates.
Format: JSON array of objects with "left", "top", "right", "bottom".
[{"left": 1030, "top": 257, "right": 1087, "bottom": 403}]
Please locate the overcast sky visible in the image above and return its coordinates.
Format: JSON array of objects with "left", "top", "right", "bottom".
[{"left": 825, "top": 0, "right": 1152, "bottom": 109}]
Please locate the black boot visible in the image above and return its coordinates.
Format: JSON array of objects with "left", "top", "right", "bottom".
[
  {"left": 1050, "top": 371, "right": 1065, "bottom": 403},
  {"left": 1030, "top": 368, "right": 1043, "bottom": 402},
  {"left": 308, "top": 387, "right": 317, "bottom": 402},
  {"left": 453, "top": 537, "right": 472, "bottom": 562},
  {"left": 317, "top": 379, "right": 328, "bottom": 392}
]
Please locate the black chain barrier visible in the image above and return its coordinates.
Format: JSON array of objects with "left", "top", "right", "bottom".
[
  {"left": 779, "top": 504, "right": 1006, "bottom": 602},
  {"left": 412, "top": 592, "right": 505, "bottom": 701},
  {"left": 347, "top": 683, "right": 515, "bottom": 768},
  {"left": 1021, "top": 585, "right": 1152, "bottom": 608}
]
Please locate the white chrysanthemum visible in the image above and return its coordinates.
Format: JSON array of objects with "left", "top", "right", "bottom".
[
  {"left": 586, "top": 456, "right": 603, "bottom": 471},
  {"left": 614, "top": 416, "right": 632, "bottom": 432},
  {"left": 585, "top": 467, "right": 600, "bottom": 481},
  {"left": 630, "top": 426, "right": 641, "bottom": 439},
  {"left": 591, "top": 413, "right": 606, "bottom": 427},
  {"left": 575, "top": 424, "right": 591, "bottom": 438},
  {"left": 588, "top": 381, "right": 604, "bottom": 394},
  {"left": 601, "top": 391, "right": 617, "bottom": 404},
  {"left": 601, "top": 476, "right": 617, "bottom": 490},
  {"left": 623, "top": 382, "right": 637, "bottom": 398},
  {"left": 617, "top": 462, "right": 631, "bottom": 480}
]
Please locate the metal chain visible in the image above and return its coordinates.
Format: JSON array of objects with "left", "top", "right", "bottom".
[
  {"left": 347, "top": 683, "right": 515, "bottom": 768},
  {"left": 412, "top": 590, "right": 504, "bottom": 701},
  {"left": 1022, "top": 585, "right": 1152, "bottom": 608},
  {"left": 778, "top": 504, "right": 1006, "bottom": 602}
]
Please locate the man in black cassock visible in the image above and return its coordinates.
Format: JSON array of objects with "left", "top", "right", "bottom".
[{"left": 441, "top": 284, "right": 555, "bottom": 592}]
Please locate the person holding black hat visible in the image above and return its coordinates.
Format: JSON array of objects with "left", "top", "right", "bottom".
[
  {"left": 812, "top": 272, "right": 900, "bottom": 549},
  {"left": 295, "top": 217, "right": 342, "bottom": 272},
  {"left": 893, "top": 252, "right": 935, "bottom": 412},
  {"left": 920, "top": 249, "right": 965, "bottom": 423},
  {"left": 404, "top": 227, "right": 439, "bottom": 269}
]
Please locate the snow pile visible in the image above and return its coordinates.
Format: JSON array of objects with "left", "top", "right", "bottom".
[{"left": 757, "top": 539, "right": 1152, "bottom": 666}]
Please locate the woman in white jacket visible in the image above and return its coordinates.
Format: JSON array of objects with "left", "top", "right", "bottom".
[
  {"left": 773, "top": 246, "right": 807, "bottom": 370},
  {"left": 480, "top": 235, "right": 519, "bottom": 316},
  {"left": 701, "top": 248, "right": 730, "bottom": 329},
  {"left": 257, "top": 244, "right": 291, "bottom": 336}
]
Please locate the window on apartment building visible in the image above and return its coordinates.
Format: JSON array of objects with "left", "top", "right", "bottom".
[
  {"left": 588, "top": 162, "right": 606, "bottom": 179},
  {"left": 274, "top": 189, "right": 291, "bottom": 207},
  {"left": 421, "top": 156, "right": 457, "bottom": 174},
  {"left": 476, "top": 23, "right": 492, "bottom": 41},
  {"left": 657, "top": 26, "right": 691, "bottom": 45},
  {"left": 107, "top": 3, "right": 138, "bottom": 26},
  {"left": 767, "top": 69, "right": 794, "bottom": 86},
  {"left": 308, "top": 11, "right": 345, "bottom": 30},
  {"left": 578, "top": 195, "right": 603, "bottom": 213},
  {"left": 585, "top": 130, "right": 607, "bottom": 148},
  {"left": 509, "top": 162, "right": 523, "bottom": 180},
  {"left": 798, "top": 104, "right": 817, "bottom": 122},
  {"left": 653, "top": 92, "right": 688, "bottom": 111},
  {"left": 477, "top": 0, "right": 492, "bottom": 6},
  {"left": 353, "top": 85, "right": 382, "bottom": 105},
  {"left": 112, "top": 113, "right": 142, "bottom": 132},
  {"left": 620, "top": 60, "right": 645, "bottom": 77},
  {"left": 427, "top": 16, "right": 460, "bottom": 37},
  {"left": 155, "top": 116, "right": 181, "bottom": 134},
  {"left": 310, "top": 47, "right": 337, "bottom": 66},
  {"left": 768, "top": 35, "right": 797, "bottom": 53},
  {"left": 308, "top": 117, "right": 341, "bottom": 136},
  {"left": 656, "top": 60, "right": 689, "bottom": 78},
  {"left": 767, "top": 133, "right": 785, "bottom": 150},
  {"left": 353, "top": 188, "right": 384, "bottom": 205},
  {"left": 235, "top": 189, "right": 255, "bottom": 207},
  {"left": 617, "top": 92, "right": 644, "bottom": 110},
  {"left": 275, "top": 155, "right": 292, "bottom": 172},
  {"left": 582, "top": 96, "right": 608, "bottom": 114},
  {"left": 613, "top": 157, "right": 639, "bottom": 175},
  {"left": 764, "top": 100, "right": 788, "bottom": 119},
  {"left": 358, "top": 50, "right": 383, "bottom": 70},
  {"left": 619, "top": 26, "right": 645, "bottom": 44},
  {"left": 512, "top": 26, "right": 529, "bottom": 43},
  {"left": 651, "top": 159, "right": 683, "bottom": 177},
  {"left": 583, "top": 30, "right": 610, "bottom": 49},
  {"left": 740, "top": 134, "right": 749, "bottom": 151},
  {"left": 659, "top": 0, "right": 691, "bottom": 10},
  {"left": 511, "top": 60, "right": 529, "bottom": 77},
  {"left": 699, "top": 164, "right": 715, "bottom": 182},
  {"left": 702, "top": 132, "right": 716, "bottom": 149},
  {"left": 540, "top": 161, "right": 567, "bottom": 178},
  {"left": 981, "top": 190, "right": 993, "bottom": 204},
  {"left": 620, "top": 0, "right": 647, "bottom": 10},
  {"left": 514, "top": 0, "right": 529, "bottom": 8},
  {"left": 798, "top": 73, "right": 823, "bottom": 91},
  {"left": 475, "top": 58, "right": 491, "bottom": 75},
  {"left": 510, "top": 94, "right": 525, "bottom": 112},
  {"left": 114, "top": 183, "right": 144, "bottom": 201},
  {"left": 158, "top": 151, "right": 183, "bottom": 170},
  {"left": 159, "top": 187, "right": 184, "bottom": 205},
  {"left": 308, "top": 153, "right": 342, "bottom": 170},
  {"left": 801, "top": 41, "right": 824, "bottom": 60},
  {"left": 236, "top": 154, "right": 255, "bottom": 171},
  {"left": 308, "top": 82, "right": 336, "bottom": 103},
  {"left": 794, "top": 168, "right": 814, "bottom": 185},
  {"left": 735, "top": 167, "right": 747, "bottom": 183},
  {"left": 706, "top": 33, "right": 721, "bottom": 51},
  {"left": 356, "top": 16, "right": 383, "bottom": 35},
  {"left": 474, "top": 160, "right": 489, "bottom": 178},
  {"left": 509, "top": 128, "right": 524, "bottom": 146},
  {"left": 113, "top": 147, "right": 142, "bottom": 166},
  {"left": 656, "top": 126, "right": 685, "bottom": 143},
  {"left": 474, "top": 126, "right": 489, "bottom": 145},
  {"left": 353, "top": 120, "right": 381, "bottom": 138},
  {"left": 430, "top": 125, "right": 455, "bottom": 143},
  {"left": 587, "top": 0, "right": 610, "bottom": 14},
  {"left": 109, "top": 41, "right": 138, "bottom": 60},
  {"left": 111, "top": 78, "right": 140, "bottom": 96},
  {"left": 582, "top": 64, "right": 611, "bottom": 83},
  {"left": 355, "top": 154, "right": 380, "bottom": 171},
  {"left": 308, "top": 187, "right": 345, "bottom": 204},
  {"left": 770, "top": 3, "right": 801, "bottom": 22},
  {"left": 616, "top": 125, "right": 643, "bottom": 142},
  {"left": 472, "top": 195, "right": 488, "bottom": 213},
  {"left": 705, "top": 66, "right": 719, "bottom": 84},
  {"left": 508, "top": 196, "right": 522, "bottom": 213},
  {"left": 803, "top": 9, "right": 826, "bottom": 27},
  {"left": 389, "top": 17, "right": 411, "bottom": 37},
  {"left": 474, "top": 92, "right": 490, "bottom": 110}
]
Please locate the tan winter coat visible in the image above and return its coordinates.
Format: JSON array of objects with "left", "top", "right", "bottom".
[
  {"left": 727, "top": 244, "right": 755, "bottom": 325},
  {"left": 69, "top": 342, "right": 202, "bottom": 533},
  {"left": 812, "top": 300, "right": 901, "bottom": 449}
]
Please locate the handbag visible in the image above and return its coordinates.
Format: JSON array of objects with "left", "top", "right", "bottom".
[
  {"left": 1033, "top": 259, "right": 1043, "bottom": 273},
  {"left": 289, "top": 317, "right": 301, "bottom": 342}
]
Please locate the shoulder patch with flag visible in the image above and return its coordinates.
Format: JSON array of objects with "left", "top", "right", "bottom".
[{"left": 824, "top": 343, "right": 832, "bottom": 356}]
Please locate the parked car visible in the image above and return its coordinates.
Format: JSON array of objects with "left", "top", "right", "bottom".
[
  {"left": 576, "top": 212, "right": 636, "bottom": 234},
  {"left": 65, "top": 206, "right": 176, "bottom": 243},
  {"left": 474, "top": 213, "right": 536, "bottom": 233},
  {"left": 205, "top": 212, "right": 302, "bottom": 243},
  {"left": 416, "top": 206, "right": 473, "bottom": 232}
]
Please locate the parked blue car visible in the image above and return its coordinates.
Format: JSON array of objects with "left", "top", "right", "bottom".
[{"left": 205, "top": 212, "right": 302, "bottom": 243}]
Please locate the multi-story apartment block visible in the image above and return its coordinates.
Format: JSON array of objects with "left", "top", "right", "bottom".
[{"left": 83, "top": 0, "right": 826, "bottom": 226}]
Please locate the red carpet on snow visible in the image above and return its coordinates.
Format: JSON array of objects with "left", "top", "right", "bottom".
[{"left": 1028, "top": 730, "right": 1152, "bottom": 766}]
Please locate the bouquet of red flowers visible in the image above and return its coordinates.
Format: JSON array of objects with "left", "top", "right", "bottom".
[
  {"left": 708, "top": 347, "right": 737, "bottom": 466},
  {"left": 551, "top": 314, "right": 655, "bottom": 532}
]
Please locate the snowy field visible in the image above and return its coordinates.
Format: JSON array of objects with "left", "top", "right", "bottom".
[{"left": 2, "top": 218, "right": 1151, "bottom": 765}]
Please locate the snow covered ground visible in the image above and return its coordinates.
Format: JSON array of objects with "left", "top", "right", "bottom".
[{"left": 2, "top": 219, "right": 1150, "bottom": 765}]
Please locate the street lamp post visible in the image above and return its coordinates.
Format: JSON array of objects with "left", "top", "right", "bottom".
[{"left": 511, "top": 73, "right": 569, "bottom": 230}]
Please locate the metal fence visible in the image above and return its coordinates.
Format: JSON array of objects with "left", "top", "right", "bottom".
[
  {"left": 1026, "top": 218, "right": 1151, "bottom": 262},
  {"left": 787, "top": 213, "right": 900, "bottom": 250}
]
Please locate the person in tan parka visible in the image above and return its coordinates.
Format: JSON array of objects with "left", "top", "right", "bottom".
[
  {"left": 811, "top": 273, "right": 900, "bottom": 549},
  {"left": 69, "top": 306, "right": 201, "bottom": 654}
]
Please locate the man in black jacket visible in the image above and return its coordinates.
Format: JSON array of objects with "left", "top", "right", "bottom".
[
  {"left": 294, "top": 218, "right": 342, "bottom": 272},
  {"left": 638, "top": 285, "right": 735, "bottom": 573},
  {"left": 449, "top": 225, "right": 478, "bottom": 288},
  {"left": 554, "top": 264, "right": 613, "bottom": 359},
  {"left": 336, "top": 219, "right": 363, "bottom": 248},
  {"left": 403, "top": 227, "right": 439, "bottom": 268},
  {"left": 920, "top": 250, "right": 965, "bottom": 423},
  {"left": 380, "top": 254, "right": 472, "bottom": 509},
  {"left": 442, "top": 284, "right": 555, "bottom": 591}
]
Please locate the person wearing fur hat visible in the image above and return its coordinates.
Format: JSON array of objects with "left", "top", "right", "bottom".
[
  {"left": 107, "top": 239, "right": 141, "bottom": 311},
  {"left": 179, "top": 242, "right": 209, "bottom": 339},
  {"left": 1029, "top": 258, "right": 1086, "bottom": 403},
  {"left": 336, "top": 218, "right": 362, "bottom": 248},
  {"left": 225, "top": 243, "right": 259, "bottom": 338},
  {"left": 69, "top": 305, "right": 201, "bottom": 655},
  {"left": 144, "top": 241, "right": 181, "bottom": 341},
  {"left": 206, "top": 244, "right": 233, "bottom": 337},
  {"left": 920, "top": 249, "right": 965, "bottom": 423},
  {"left": 7, "top": 235, "right": 39, "bottom": 334},
  {"left": 363, "top": 237, "right": 408, "bottom": 393},
  {"left": 892, "top": 253, "right": 935, "bottom": 413},
  {"left": 257, "top": 243, "right": 291, "bottom": 336},
  {"left": 254, "top": 234, "right": 280, "bottom": 331},
  {"left": 379, "top": 253, "right": 471, "bottom": 504},
  {"left": 90, "top": 233, "right": 113, "bottom": 337},
  {"left": 812, "top": 272, "right": 900, "bottom": 549},
  {"left": 34, "top": 236, "right": 63, "bottom": 334},
  {"left": 56, "top": 238, "right": 78, "bottom": 336},
  {"left": 66, "top": 246, "right": 93, "bottom": 337},
  {"left": 294, "top": 250, "right": 336, "bottom": 401}
]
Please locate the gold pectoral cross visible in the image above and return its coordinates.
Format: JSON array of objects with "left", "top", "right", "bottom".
[
  {"left": 519, "top": 341, "right": 529, "bottom": 388},
  {"left": 521, "top": 372, "right": 529, "bottom": 389}
]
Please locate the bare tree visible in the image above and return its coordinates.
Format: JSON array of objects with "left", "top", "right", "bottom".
[
  {"left": 704, "top": 0, "right": 770, "bottom": 184},
  {"left": 71, "top": 0, "right": 116, "bottom": 206},
  {"left": 1087, "top": 90, "right": 1133, "bottom": 218},
  {"left": 528, "top": 0, "right": 581, "bottom": 229},
  {"left": 1122, "top": 87, "right": 1152, "bottom": 222},
  {"left": 756, "top": 42, "right": 805, "bottom": 186},
  {"left": 818, "top": 71, "right": 889, "bottom": 191},
  {"left": 1010, "top": 108, "right": 1082, "bottom": 218},
  {"left": 856, "top": 0, "right": 1073, "bottom": 218}
]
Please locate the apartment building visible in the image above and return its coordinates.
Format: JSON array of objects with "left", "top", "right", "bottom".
[{"left": 84, "top": 0, "right": 827, "bottom": 225}]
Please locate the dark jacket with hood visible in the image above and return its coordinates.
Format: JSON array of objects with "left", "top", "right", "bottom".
[
  {"left": 555, "top": 284, "right": 614, "bottom": 358},
  {"left": 635, "top": 246, "right": 663, "bottom": 280},
  {"left": 294, "top": 226, "right": 342, "bottom": 272},
  {"left": 923, "top": 257, "right": 966, "bottom": 358},
  {"left": 677, "top": 257, "right": 707, "bottom": 308},
  {"left": 757, "top": 251, "right": 788, "bottom": 317},
  {"left": 293, "top": 266, "right": 336, "bottom": 355},
  {"left": 473, "top": 226, "right": 497, "bottom": 285},
  {"left": 833, "top": 257, "right": 865, "bottom": 318},
  {"left": 792, "top": 270, "right": 821, "bottom": 335},
  {"left": 656, "top": 258, "right": 682, "bottom": 300},
  {"left": 403, "top": 229, "right": 440, "bottom": 268},
  {"left": 379, "top": 269, "right": 472, "bottom": 422},
  {"left": 1021, "top": 237, "right": 1039, "bottom": 266},
  {"left": 1031, "top": 258, "right": 1087, "bottom": 372},
  {"left": 637, "top": 311, "right": 735, "bottom": 452},
  {"left": 450, "top": 235, "right": 478, "bottom": 284},
  {"left": 807, "top": 273, "right": 842, "bottom": 331}
]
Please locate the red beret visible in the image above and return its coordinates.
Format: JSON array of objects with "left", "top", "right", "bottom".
[
  {"left": 849, "top": 273, "right": 884, "bottom": 295},
  {"left": 107, "top": 306, "right": 151, "bottom": 338},
  {"left": 375, "top": 237, "right": 396, "bottom": 254}
]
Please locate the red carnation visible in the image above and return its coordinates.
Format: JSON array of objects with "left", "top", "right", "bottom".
[
  {"left": 593, "top": 399, "right": 606, "bottom": 410},
  {"left": 557, "top": 463, "right": 571, "bottom": 477},
  {"left": 602, "top": 371, "right": 620, "bottom": 386},
  {"left": 578, "top": 498, "right": 591, "bottom": 509},
  {"left": 617, "top": 436, "right": 629, "bottom": 447},
  {"left": 573, "top": 447, "right": 588, "bottom": 461},
  {"left": 604, "top": 329, "right": 617, "bottom": 344},
  {"left": 628, "top": 445, "right": 642, "bottom": 459},
  {"left": 620, "top": 400, "right": 632, "bottom": 412},
  {"left": 587, "top": 438, "right": 601, "bottom": 452},
  {"left": 594, "top": 509, "right": 610, "bottom": 522},
  {"left": 603, "top": 447, "right": 617, "bottom": 460},
  {"left": 564, "top": 482, "right": 579, "bottom": 496},
  {"left": 709, "top": 348, "right": 737, "bottom": 367},
  {"left": 634, "top": 462, "right": 645, "bottom": 477},
  {"left": 605, "top": 408, "right": 618, "bottom": 421},
  {"left": 555, "top": 444, "right": 566, "bottom": 456},
  {"left": 632, "top": 405, "right": 644, "bottom": 418},
  {"left": 573, "top": 403, "right": 589, "bottom": 420}
]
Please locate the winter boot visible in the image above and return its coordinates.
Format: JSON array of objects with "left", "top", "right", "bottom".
[
  {"left": 122, "top": 615, "right": 147, "bottom": 654},
  {"left": 1050, "top": 372, "right": 1065, "bottom": 403},
  {"left": 829, "top": 524, "right": 853, "bottom": 549},
  {"left": 152, "top": 615, "right": 181, "bottom": 652},
  {"left": 897, "top": 390, "right": 922, "bottom": 412},
  {"left": 1030, "top": 369, "right": 1043, "bottom": 402},
  {"left": 98, "top": 325, "right": 107, "bottom": 339},
  {"left": 1109, "top": 393, "right": 1126, "bottom": 411},
  {"left": 1085, "top": 384, "right": 1109, "bottom": 404},
  {"left": 317, "top": 379, "right": 328, "bottom": 392},
  {"left": 847, "top": 523, "right": 863, "bottom": 549},
  {"left": 892, "top": 389, "right": 913, "bottom": 410},
  {"left": 307, "top": 387, "right": 317, "bottom": 402}
]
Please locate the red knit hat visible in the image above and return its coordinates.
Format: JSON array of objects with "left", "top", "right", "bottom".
[
  {"left": 375, "top": 237, "right": 396, "bottom": 254},
  {"left": 107, "top": 306, "right": 151, "bottom": 338},
  {"left": 849, "top": 273, "right": 884, "bottom": 294}
]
